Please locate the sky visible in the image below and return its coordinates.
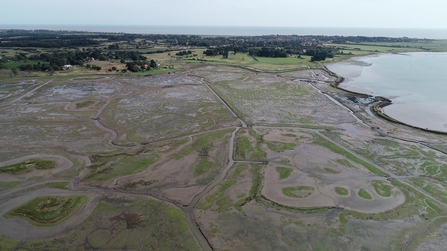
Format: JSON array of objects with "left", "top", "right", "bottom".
[{"left": 1, "top": 0, "right": 447, "bottom": 29}]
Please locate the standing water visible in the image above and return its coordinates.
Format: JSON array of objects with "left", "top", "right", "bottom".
[{"left": 327, "top": 52, "right": 447, "bottom": 132}]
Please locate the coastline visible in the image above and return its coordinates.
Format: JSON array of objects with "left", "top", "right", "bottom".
[{"left": 322, "top": 64, "right": 447, "bottom": 135}]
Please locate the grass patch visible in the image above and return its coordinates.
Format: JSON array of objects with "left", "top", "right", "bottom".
[
  {"left": 324, "top": 167, "right": 340, "bottom": 174},
  {"left": 5, "top": 195, "right": 88, "bottom": 227},
  {"left": 299, "top": 116, "right": 313, "bottom": 124},
  {"left": 276, "top": 166, "right": 293, "bottom": 180},
  {"left": 314, "top": 135, "right": 386, "bottom": 175},
  {"left": 235, "top": 135, "right": 251, "bottom": 160},
  {"left": 358, "top": 189, "right": 372, "bottom": 200},
  {"left": 0, "top": 158, "right": 56, "bottom": 175},
  {"left": 411, "top": 177, "right": 447, "bottom": 204},
  {"left": 76, "top": 100, "right": 95, "bottom": 108},
  {"left": 335, "top": 187, "right": 349, "bottom": 196},
  {"left": 0, "top": 181, "right": 20, "bottom": 192},
  {"left": 347, "top": 179, "right": 446, "bottom": 222},
  {"left": 194, "top": 157, "right": 220, "bottom": 177},
  {"left": 197, "top": 180, "right": 236, "bottom": 210},
  {"left": 372, "top": 180, "right": 392, "bottom": 197},
  {"left": 339, "top": 212, "right": 348, "bottom": 224},
  {"left": 282, "top": 186, "right": 314, "bottom": 198},
  {"left": 216, "top": 197, "right": 234, "bottom": 212},
  {"left": 46, "top": 181, "right": 70, "bottom": 190},
  {"left": 86, "top": 154, "right": 158, "bottom": 181},
  {"left": 192, "top": 129, "right": 232, "bottom": 156},
  {"left": 336, "top": 159, "right": 355, "bottom": 168},
  {"left": 19, "top": 198, "right": 200, "bottom": 250},
  {"left": 0, "top": 236, "right": 17, "bottom": 250},
  {"left": 266, "top": 141, "right": 296, "bottom": 152}
]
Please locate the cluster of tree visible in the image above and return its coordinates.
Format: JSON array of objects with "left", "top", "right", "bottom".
[
  {"left": 248, "top": 47, "right": 287, "bottom": 58},
  {"left": 107, "top": 44, "right": 120, "bottom": 50},
  {"left": 17, "top": 62, "right": 58, "bottom": 72},
  {"left": 304, "top": 49, "right": 335, "bottom": 61},
  {"left": 203, "top": 48, "right": 226, "bottom": 56},
  {"left": 108, "top": 51, "right": 146, "bottom": 61},
  {"left": 6, "top": 49, "right": 149, "bottom": 72},
  {"left": 0, "top": 37, "right": 99, "bottom": 48},
  {"left": 175, "top": 50, "right": 192, "bottom": 56},
  {"left": 125, "top": 59, "right": 158, "bottom": 72},
  {"left": 85, "top": 64, "right": 101, "bottom": 71},
  {"left": 28, "top": 50, "right": 93, "bottom": 66}
]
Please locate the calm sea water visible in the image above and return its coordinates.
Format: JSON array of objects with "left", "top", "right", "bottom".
[
  {"left": 2, "top": 25, "right": 447, "bottom": 39},
  {"left": 326, "top": 53, "right": 447, "bottom": 132}
]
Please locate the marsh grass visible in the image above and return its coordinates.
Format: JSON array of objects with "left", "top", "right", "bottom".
[
  {"left": 357, "top": 189, "right": 372, "bottom": 200},
  {"left": 276, "top": 166, "right": 293, "bottom": 180},
  {"left": 5, "top": 195, "right": 87, "bottom": 227},
  {"left": 0, "top": 158, "right": 56, "bottom": 175}
]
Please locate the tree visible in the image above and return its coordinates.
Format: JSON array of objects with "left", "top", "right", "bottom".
[{"left": 149, "top": 60, "right": 157, "bottom": 69}]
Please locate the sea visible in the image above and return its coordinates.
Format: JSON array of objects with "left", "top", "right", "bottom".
[
  {"left": 1, "top": 25, "right": 447, "bottom": 39},
  {"left": 326, "top": 52, "right": 447, "bottom": 132}
]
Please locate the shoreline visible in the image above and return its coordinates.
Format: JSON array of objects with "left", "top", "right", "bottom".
[{"left": 321, "top": 64, "right": 447, "bottom": 135}]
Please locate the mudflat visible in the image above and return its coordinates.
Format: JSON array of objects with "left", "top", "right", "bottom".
[{"left": 1, "top": 64, "right": 447, "bottom": 251}]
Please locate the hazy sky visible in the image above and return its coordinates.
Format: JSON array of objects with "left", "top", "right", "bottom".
[{"left": 1, "top": 0, "right": 446, "bottom": 29}]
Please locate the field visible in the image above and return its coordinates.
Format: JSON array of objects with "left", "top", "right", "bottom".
[{"left": 1, "top": 39, "right": 447, "bottom": 251}]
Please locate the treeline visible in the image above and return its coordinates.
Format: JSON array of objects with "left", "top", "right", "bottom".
[
  {"left": 0, "top": 38, "right": 99, "bottom": 48},
  {"left": 1, "top": 49, "right": 149, "bottom": 72},
  {"left": 0, "top": 29, "right": 422, "bottom": 49},
  {"left": 125, "top": 59, "right": 158, "bottom": 72},
  {"left": 248, "top": 47, "right": 288, "bottom": 58}
]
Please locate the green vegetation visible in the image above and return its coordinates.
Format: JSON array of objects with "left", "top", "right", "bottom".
[
  {"left": 216, "top": 197, "right": 234, "bottom": 212},
  {"left": 324, "top": 167, "right": 340, "bottom": 174},
  {"left": 76, "top": 100, "right": 94, "bottom": 108},
  {"left": 282, "top": 186, "right": 314, "bottom": 198},
  {"left": 194, "top": 157, "right": 220, "bottom": 177},
  {"left": 235, "top": 135, "right": 251, "bottom": 160},
  {"left": 5, "top": 196, "right": 87, "bottom": 226},
  {"left": 0, "top": 181, "right": 20, "bottom": 192},
  {"left": 339, "top": 212, "right": 348, "bottom": 224},
  {"left": 0, "top": 158, "right": 56, "bottom": 175},
  {"left": 276, "top": 166, "right": 293, "bottom": 180},
  {"left": 132, "top": 67, "right": 176, "bottom": 75},
  {"left": 299, "top": 116, "right": 313, "bottom": 124},
  {"left": 336, "top": 159, "right": 355, "bottom": 168},
  {"left": 0, "top": 236, "right": 17, "bottom": 250},
  {"left": 192, "top": 129, "right": 232, "bottom": 156},
  {"left": 314, "top": 135, "right": 386, "bottom": 175},
  {"left": 234, "top": 129, "right": 266, "bottom": 160},
  {"left": 357, "top": 189, "right": 372, "bottom": 200},
  {"left": 249, "top": 164, "right": 263, "bottom": 199},
  {"left": 372, "top": 181, "right": 392, "bottom": 197},
  {"left": 335, "top": 187, "right": 349, "bottom": 196},
  {"left": 411, "top": 178, "right": 447, "bottom": 204},
  {"left": 266, "top": 141, "right": 296, "bottom": 152},
  {"left": 347, "top": 180, "right": 445, "bottom": 222},
  {"left": 122, "top": 179, "right": 157, "bottom": 189},
  {"left": 46, "top": 181, "right": 70, "bottom": 190},
  {"left": 86, "top": 153, "right": 158, "bottom": 181},
  {"left": 19, "top": 198, "right": 199, "bottom": 250},
  {"left": 197, "top": 180, "right": 236, "bottom": 210}
]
